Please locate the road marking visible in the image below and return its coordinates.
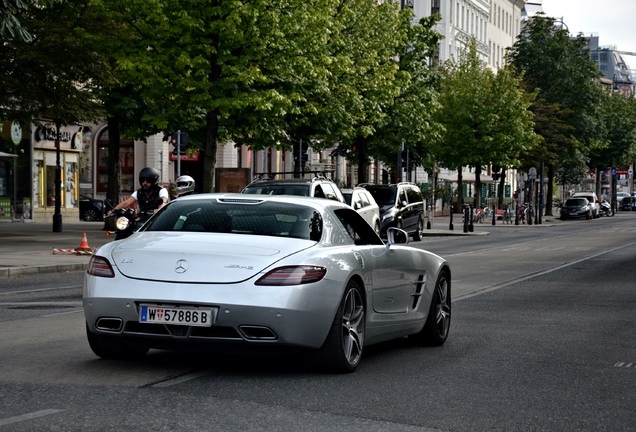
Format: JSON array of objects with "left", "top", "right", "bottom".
[
  {"left": 614, "top": 362, "right": 634, "bottom": 368},
  {"left": 0, "top": 285, "right": 82, "bottom": 296},
  {"left": 456, "top": 242, "right": 636, "bottom": 301},
  {"left": 150, "top": 370, "right": 210, "bottom": 388},
  {"left": 0, "top": 409, "right": 64, "bottom": 427}
]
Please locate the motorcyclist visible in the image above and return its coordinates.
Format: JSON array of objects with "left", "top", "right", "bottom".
[
  {"left": 175, "top": 175, "right": 196, "bottom": 197},
  {"left": 107, "top": 167, "right": 168, "bottom": 218}
]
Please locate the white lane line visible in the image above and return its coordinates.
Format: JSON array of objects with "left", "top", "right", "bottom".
[
  {"left": 0, "top": 409, "right": 64, "bottom": 427},
  {"left": 456, "top": 242, "right": 636, "bottom": 301}
]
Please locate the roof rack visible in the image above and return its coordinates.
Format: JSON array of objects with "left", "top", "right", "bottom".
[{"left": 251, "top": 170, "right": 335, "bottom": 182}]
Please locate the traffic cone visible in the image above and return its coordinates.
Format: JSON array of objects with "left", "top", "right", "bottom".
[{"left": 75, "top": 232, "right": 92, "bottom": 252}]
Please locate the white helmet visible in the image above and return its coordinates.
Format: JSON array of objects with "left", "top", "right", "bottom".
[{"left": 176, "top": 175, "right": 195, "bottom": 195}]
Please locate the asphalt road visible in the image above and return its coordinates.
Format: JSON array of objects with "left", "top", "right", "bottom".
[{"left": 0, "top": 214, "right": 634, "bottom": 431}]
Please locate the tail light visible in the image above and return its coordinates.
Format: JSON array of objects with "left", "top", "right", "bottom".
[
  {"left": 87, "top": 256, "right": 115, "bottom": 278},
  {"left": 255, "top": 266, "right": 326, "bottom": 286}
]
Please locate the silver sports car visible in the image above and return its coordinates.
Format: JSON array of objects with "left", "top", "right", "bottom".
[{"left": 83, "top": 194, "right": 451, "bottom": 372}]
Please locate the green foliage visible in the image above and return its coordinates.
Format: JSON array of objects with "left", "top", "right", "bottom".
[
  {"left": 434, "top": 39, "right": 538, "bottom": 185},
  {"left": 365, "top": 14, "right": 444, "bottom": 176},
  {"left": 508, "top": 14, "right": 605, "bottom": 164},
  {"left": 0, "top": 0, "right": 34, "bottom": 41},
  {"left": 589, "top": 92, "right": 636, "bottom": 169},
  {"left": 0, "top": 0, "right": 104, "bottom": 125}
]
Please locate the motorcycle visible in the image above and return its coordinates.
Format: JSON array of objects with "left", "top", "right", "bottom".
[
  {"left": 104, "top": 198, "right": 163, "bottom": 240},
  {"left": 599, "top": 199, "right": 614, "bottom": 217}
]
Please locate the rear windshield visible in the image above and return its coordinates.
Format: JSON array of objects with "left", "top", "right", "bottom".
[
  {"left": 365, "top": 187, "right": 397, "bottom": 206},
  {"left": 143, "top": 199, "right": 322, "bottom": 241}
]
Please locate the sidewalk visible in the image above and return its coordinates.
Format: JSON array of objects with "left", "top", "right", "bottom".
[
  {"left": 0, "top": 220, "right": 112, "bottom": 278},
  {"left": 0, "top": 215, "right": 555, "bottom": 278}
]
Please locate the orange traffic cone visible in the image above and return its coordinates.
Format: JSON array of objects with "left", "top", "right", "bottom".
[{"left": 75, "top": 232, "right": 92, "bottom": 252}]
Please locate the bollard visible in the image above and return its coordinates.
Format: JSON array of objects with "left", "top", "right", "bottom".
[
  {"left": 426, "top": 205, "right": 432, "bottom": 229},
  {"left": 449, "top": 207, "right": 454, "bottom": 231},
  {"left": 463, "top": 206, "right": 469, "bottom": 233},
  {"left": 468, "top": 205, "right": 474, "bottom": 232}
]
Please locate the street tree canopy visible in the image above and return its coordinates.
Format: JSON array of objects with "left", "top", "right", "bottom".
[{"left": 434, "top": 39, "right": 538, "bottom": 208}]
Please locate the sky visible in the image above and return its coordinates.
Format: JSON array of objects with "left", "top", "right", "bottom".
[{"left": 542, "top": 0, "right": 636, "bottom": 53}]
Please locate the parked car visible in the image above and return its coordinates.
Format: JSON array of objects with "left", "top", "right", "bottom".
[
  {"left": 79, "top": 195, "right": 104, "bottom": 221},
  {"left": 619, "top": 196, "right": 636, "bottom": 211},
  {"left": 241, "top": 175, "right": 345, "bottom": 203},
  {"left": 615, "top": 192, "right": 630, "bottom": 204},
  {"left": 341, "top": 187, "right": 381, "bottom": 235},
  {"left": 361, "top": 182, "right": 425, "bottom": 240},
  {"left": 83, "top": 194, "right": 451, "bottom": 373},
  {"left": 560, "top": 197, "right": 593, "bottom": 220},
  {"left": 572, "top": 192, "right": 600, "bottom": 218}
]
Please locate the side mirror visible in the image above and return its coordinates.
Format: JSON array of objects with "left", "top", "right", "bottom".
[
  {"left": 386, "top": 227, "right": 409, "bottom": 248},
  {"left": 103, "top": 198, "right": 115, "bottom": 209}
]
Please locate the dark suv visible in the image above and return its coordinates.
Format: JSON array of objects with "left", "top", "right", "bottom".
[
  {"left": 361, "top": 182, "right": 424, "bottom": 240},
  {"left": 241, "top": 175, "right": 345, "bottom": 203}
]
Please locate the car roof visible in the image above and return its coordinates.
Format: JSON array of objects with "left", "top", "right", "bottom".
[{"left": 173, "top": 192, "right": 349, "bottom": 210}]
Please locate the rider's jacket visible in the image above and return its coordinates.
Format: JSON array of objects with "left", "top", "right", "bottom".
[{"left": 136, "top": 184, "right": 162, "bottom": 213}]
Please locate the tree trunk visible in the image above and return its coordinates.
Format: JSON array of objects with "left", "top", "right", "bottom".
[
  {"left": 107, "top": 116, "right": 121, "bottom": 204},
  {"left": 356, "top": 137, "right": 369, "bottom": 184},
  {"left": 545, "top": 164, "right": 555, "bottom": 216},
  {"left": 457, "top": 171, "right": 464, "bottom": 211},
  {"left": 498, "top": 169, "right": 506, "bottom": 208},
  {"left": 474, "top": 165, "right": 482, "bottom": 209},
  {"left": 202, "top": 108, "right": 219, "bottom": 193}
]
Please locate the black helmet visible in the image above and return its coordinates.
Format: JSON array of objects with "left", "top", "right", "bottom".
[
  {"left": 139, "top": 167, "right": 160, "bottom": 186},
  {"left": 176, "top": 175, "right": 195, "bottom": 195}
]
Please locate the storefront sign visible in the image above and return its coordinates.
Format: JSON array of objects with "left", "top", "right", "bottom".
[{"left": 34, "top": 126, "right": 72, "bottom": 142}]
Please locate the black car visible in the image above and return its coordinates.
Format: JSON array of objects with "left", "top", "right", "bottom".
[
  {"left": 79, "top": 195, "right": 105, "bottom": 221},
  {"left": 619, "top": 196, "right": 636, "bottom": 211},
  {"left": 361, "top": 182, "right": 424, "bottom": 240},
  {"left": 560, "top": 197, "right": 592, "bottom": 220}
]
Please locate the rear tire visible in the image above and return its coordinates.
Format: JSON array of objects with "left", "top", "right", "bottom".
[
  {"left": 86, "top": 324, "right": 149, "bottom": 360},
  {"left": 316, "top": 280, "right": 365, "bottom": 373},
  {"left": 413, "top": 218, "right": 424, "bottom": 241}
]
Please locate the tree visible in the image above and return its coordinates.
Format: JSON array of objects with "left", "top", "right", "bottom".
[
  {"left": 589, "top": 91, "right": 636, "bottom": 205},
  {"left": 364, "top": 14, "right": 444, "bottom": 183},
  {"left": 0, "top": 0, "right": 34, "bottom": 41},
  {"left": 1, "top": 0, "right": 104, "bottom": 231},
  {"left": 508, "top": 14, "right": 606, "bottom": 214},
  {"left": 434, "top": 39, "right": 538, "bottom": 209}
]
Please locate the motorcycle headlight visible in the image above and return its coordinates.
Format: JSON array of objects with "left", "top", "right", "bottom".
[{"left": 115, "top": 216, "right": 130, "bottom": 231}]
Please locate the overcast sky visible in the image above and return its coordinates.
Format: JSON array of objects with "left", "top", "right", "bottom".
[{"left": 542, "top": 0, "right": 636, "bottom": 53}]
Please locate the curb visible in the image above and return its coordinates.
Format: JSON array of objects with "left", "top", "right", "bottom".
[{"left": 0, "top": 263, "right": 88, "bottom": 278}]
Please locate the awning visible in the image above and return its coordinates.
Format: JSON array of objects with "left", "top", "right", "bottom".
[
  {"left": 439, "top": 172, "right": 493, "bottom": 184},
  {"left": 0, "top": 151, "right": 17, "bottom": 158}
]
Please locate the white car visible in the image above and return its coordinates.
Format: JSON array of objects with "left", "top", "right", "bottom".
[
  {"left": 83, "top": 194, "right": 451, "bottom": 373},
  {"left": 341, "top": 187, "right": 381, "bottom": 235}
]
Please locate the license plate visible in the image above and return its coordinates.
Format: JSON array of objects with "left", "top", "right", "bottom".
[{"left": 139, "top": 304, "right": 214, "bottom": 327}]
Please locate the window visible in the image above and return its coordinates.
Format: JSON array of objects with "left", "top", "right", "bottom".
[{"left": 96, "top": 129, "right": 134, "bottom": 194}]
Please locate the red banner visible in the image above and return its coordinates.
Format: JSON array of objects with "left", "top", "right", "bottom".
[{"left": 169, "top": 151, "right": 199, "bottom": 161}]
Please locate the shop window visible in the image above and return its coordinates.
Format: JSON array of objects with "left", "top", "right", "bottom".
[{"left": 96, "top": 130, "right": 134, "bottom": 193}]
